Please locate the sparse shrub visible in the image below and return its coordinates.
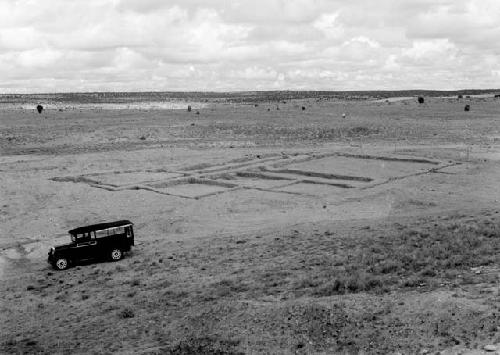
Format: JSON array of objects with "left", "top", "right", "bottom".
[
  {"left": 130, "top": 279, "right": 141, "bottom": 287},
  {"left": 402, "top": 276, "right": 424, "bottom": 288},
  {"left": 346, "top": 277, "right": 363, "bottom": 292},
  {"left": 313, "top": 278, "right": 346, "bottom": 296},
  {"left": 3, "top": 338, "right": 16, "bottom": 346},
  {"left": 25, "top": 339, "right": 37, "bottom": 346},
  {"left": 364, "top": 276, "right": 384, "bottom": 290},
  {"left": 419, "top": 267, "right": 437, "bottom": 277},
  {"left": 118, "top": 307, "right": 135, "bottom": 319},
  {"left": 293, "top": 277, "right": 320, "bottom": 290},
  {"left": 26, "top": 285, "right": 35, "bottom": 291},
  {"left": 376, "top": 260, "right": 401, "bottom": 274}
]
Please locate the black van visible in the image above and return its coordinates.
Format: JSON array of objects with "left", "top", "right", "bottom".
[{"left": 48, "top": 220, "right": 134, "bottom": 270}]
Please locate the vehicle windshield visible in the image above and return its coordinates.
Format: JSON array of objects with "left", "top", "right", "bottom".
[{"left": 70, "top": 234, "right": 76, "bottom": 242}]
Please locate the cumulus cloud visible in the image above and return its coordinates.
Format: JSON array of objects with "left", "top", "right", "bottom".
[{"left": 0, "top": 0, "right": 498, "bottom": 92}]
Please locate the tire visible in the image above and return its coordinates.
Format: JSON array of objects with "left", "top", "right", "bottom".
[
  {"left": 110, "top": 248, "right": 123, "bottom": 261},
  {"left": 54, "top": 258, "right": 69, "bottom": 270}
]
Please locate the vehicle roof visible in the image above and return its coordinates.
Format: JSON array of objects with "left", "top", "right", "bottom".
[{"left": 68, "top": 220, "right": 133, "bottom": 234}]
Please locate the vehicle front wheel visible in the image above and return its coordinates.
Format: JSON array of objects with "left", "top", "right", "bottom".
[
  {"left": 110, "top": 248, "right": 123, "bottom": 261},
  {"left": 54, "top": 258, "right": 69, "bottom": 270}
]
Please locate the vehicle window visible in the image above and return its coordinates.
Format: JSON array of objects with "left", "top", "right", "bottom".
[
  {"left": 95, "top": 229, "right": 108, "bottom": 238},
  {"left": 109, "top": 226, "right": 125, "bottom": 235},
  {"left": 71, "top": 234, "right": 76, "bottom": 242},
  {"left": 76, "top": 233, "right": 90, "bottom": 242}
]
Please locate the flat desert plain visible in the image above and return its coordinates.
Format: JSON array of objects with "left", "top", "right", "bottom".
[{"left": 1, "top": 93, "right": 500, "bottom": 354}]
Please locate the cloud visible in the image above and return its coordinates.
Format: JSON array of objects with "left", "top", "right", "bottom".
[
  {"left": 0, "top": 0, "right": 498, "bottom": 92},
  {"left": 313, "top": 13, "right": 344, "bottom": 41},
  {"left": 402, "top": 39, "right": 457, "bottom": 62}
]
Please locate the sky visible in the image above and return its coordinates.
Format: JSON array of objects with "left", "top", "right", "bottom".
[{"left": 0, "top": 0, "right": 499, "bottom": 93}]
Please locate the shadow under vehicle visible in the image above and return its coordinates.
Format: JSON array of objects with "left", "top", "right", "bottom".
[{"left": 48, "top": 220, "right": 134, "bottom": 270}]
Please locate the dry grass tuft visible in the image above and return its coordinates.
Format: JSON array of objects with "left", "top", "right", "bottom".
[{"left": 118, "top": 307, "right": 135, "bottom": 319}]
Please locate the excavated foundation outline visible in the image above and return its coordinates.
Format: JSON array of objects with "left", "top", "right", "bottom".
[{"left": 50, "top": 151, "right": 449, "bottom": 199}]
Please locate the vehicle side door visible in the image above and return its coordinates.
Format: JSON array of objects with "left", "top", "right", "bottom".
[
  {"left": 73, "top": 232, "right": 97, "bottom": 260},
  {"left": 95, "top": 228, "right": 117, "bottom": 257}
]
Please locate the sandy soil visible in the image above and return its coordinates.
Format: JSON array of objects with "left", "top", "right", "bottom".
[{"left": 1, "top": 94, "right": 500, "bottom": 354}]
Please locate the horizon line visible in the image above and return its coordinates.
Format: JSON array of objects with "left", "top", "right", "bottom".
[{"left": 1, "top": 88, "right": 500, "bottom": 96}]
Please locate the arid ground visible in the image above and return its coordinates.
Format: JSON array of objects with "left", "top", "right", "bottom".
[{"left": 1, "top": 92, "right": 500, "bottom": 354}]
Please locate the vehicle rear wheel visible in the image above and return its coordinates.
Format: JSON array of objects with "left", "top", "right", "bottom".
[
  {"left": 110, "top": 248, "right": 123, "bottom": 261},
  {"left": 54, "top": 258, "right": 69, "bottom": 270}
]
